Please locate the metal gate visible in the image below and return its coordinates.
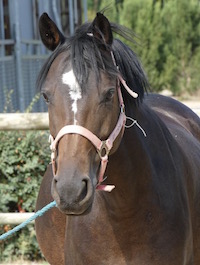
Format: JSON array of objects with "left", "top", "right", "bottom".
[{"left": 0, "top": 0, "right": 87, "bottom": 113}]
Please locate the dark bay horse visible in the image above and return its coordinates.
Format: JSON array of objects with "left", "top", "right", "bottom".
[{"left": 35, "top": 12, "right": 200, "bottom": 265}]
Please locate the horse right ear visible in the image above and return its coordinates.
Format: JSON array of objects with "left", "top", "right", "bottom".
[
  {"left": 91, "top": 12, "right": 113, "bottom": 46},
  {"left": 39, "top": 13, "right": 65, "bottom": 51}
]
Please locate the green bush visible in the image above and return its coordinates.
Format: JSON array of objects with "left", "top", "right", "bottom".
[{"left": 0, "top": 130, "right": 50, "bottom": 262}]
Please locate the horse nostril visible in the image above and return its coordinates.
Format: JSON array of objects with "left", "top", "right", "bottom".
[
  {"left": 77, "top": 179, "right": 88, "bottom": 202},
  {"left": 82, "top": 179, "right": 88, "bottom": 188}
]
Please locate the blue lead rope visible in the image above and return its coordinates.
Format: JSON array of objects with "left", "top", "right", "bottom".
[{"left": 0, "top": 201, "right": 56, "bottom": 241}]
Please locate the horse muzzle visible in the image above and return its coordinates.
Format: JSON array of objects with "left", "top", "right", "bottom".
[{"left": 51, "top": 166, "right": 94, "bottom": 215}]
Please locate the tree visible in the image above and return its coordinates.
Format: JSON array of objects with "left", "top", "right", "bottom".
[{"left": 88, "top": 0, "right": 200, "bottom": 94}]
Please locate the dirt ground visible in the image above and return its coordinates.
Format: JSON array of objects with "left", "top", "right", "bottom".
[
  {"left": 179, "top": 99, "right": 200, "bottom": 116},
  {"left": 159, "top": 89, "right": 200, "bottom": 115}
]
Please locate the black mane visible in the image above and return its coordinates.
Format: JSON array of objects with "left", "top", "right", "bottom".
[{"left": 37, "top": 21, "right": 149, "bottom": 104}]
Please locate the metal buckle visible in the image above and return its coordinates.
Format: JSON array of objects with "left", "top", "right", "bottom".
[
  {"left": 97, "top": 141, "right": 110, "bottom": 159},
  {"left": 51, "top": 150, "right": 56, "bottom": 162},
  {"left": 120, "top": 104, "right": 125, "bottom": 114}
]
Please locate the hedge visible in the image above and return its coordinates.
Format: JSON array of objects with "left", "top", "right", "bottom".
[{"left": 0, "top": 130, "right": 50, "bottom": 262}]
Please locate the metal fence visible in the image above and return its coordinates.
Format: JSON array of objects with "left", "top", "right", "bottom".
[
  {"left": 0, "top": 0, "right": 88, "bottom": 113},
  {"left": 0, "top": 39, "right": 49, "bottom": 113}
]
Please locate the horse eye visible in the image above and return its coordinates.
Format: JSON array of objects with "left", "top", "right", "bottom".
[
  {"left": 103, "top": 88, "right": 115, "bottom": 103},
  {"left": 42, "top": 92, "right": 49, "bottom": 103}
]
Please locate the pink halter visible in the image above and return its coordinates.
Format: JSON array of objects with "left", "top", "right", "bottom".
[{"left": 49, "top": 55, "right": 138, "bottom": 192}]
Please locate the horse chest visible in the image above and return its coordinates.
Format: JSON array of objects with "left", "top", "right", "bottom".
[
  {"left": 64, "top": 218, "right": 192, "bottom": 265},
  {"left": 64, "top": 208, "right": 140, "bottom": 264},
  {"left": 64, "top": 194, "right": 194, "bottom": 265}
]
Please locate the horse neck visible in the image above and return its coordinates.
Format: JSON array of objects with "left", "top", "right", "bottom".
[{"left": 102, "top": 103, "right": 169, "bottom": 216}]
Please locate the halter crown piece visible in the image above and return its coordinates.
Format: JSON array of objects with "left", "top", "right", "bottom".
[{"left": 49, "top": 51, "right": 138, "bottom": 192}]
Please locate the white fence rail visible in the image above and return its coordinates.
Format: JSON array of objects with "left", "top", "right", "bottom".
[
  {"left": 0, "top": 213, "right": 34, "bottom": 225},
  {"left": 0, "top": 113, "right": 49, "bottom": 130},
  {"left": 0, "top": 105, "right": 199, "bottom": 131}
]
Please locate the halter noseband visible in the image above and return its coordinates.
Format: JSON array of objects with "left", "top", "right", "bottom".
[{"left": 49, "top": 54, "right": 138, "bottom": 192}]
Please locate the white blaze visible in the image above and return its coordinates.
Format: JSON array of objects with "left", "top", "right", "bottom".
[{"left": 62, "top": 70, "right": 82, "bottom": 124}]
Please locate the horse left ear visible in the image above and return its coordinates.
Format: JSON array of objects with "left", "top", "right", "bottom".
[
  {"left": 39, "top": 13, "right": 65, "bottom": 51},
  {"left": 91, "top": 12, "right": 113, "bottom": 46}
]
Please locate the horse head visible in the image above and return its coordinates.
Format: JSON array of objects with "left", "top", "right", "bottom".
[{"left": 38, "top": 13, "right": 128, "bottom": 215}]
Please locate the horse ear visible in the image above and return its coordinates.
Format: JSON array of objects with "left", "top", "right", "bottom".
[
  {"left": 91, "top": 12, "right": 113, "bottom": 46},
  {"left": 39, "top": 13, "right": 65, "bottom": 51}
]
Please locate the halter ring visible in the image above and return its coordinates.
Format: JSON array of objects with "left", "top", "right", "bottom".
[{"left": 97, "top": 141, "right": 110, "bottom": 159}]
